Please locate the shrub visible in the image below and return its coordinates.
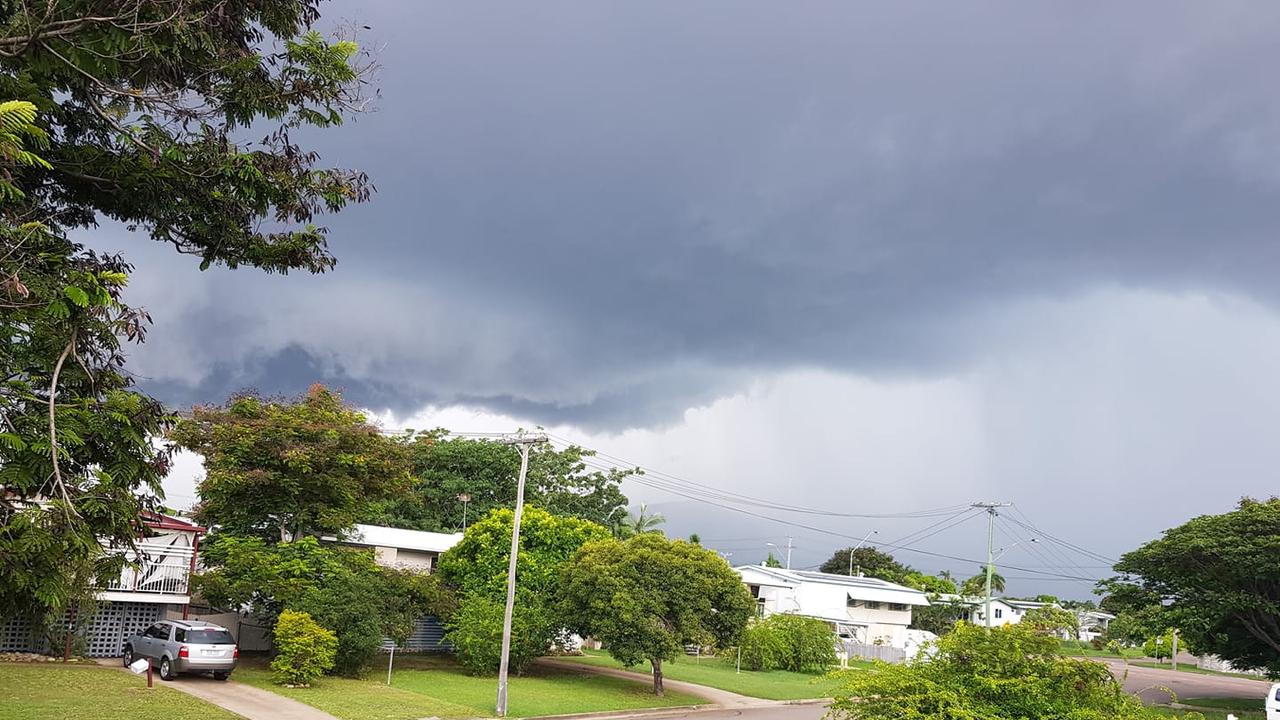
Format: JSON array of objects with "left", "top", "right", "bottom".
[
  {"left": 271, "top": 610, "right": 337, "bottom": 686},
  {"left": 446, "top": 594, "right": 552, "bottom": 675},
  {"left": 830, "top": 622, "right": 1172, "bottom": 720},
  {"left": 767, "top": 614, "right": 837, "bottom": 672},
  {"left": 737, "top": 620, "right": 788, "bottom": 671}
]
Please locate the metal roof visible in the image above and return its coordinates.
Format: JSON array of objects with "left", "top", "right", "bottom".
[
  {"left": 735, "top": 565, "right": 930, "bottom": 605},
  {"left": 339, "top": 524, "right": 464, "bottom": 553}
]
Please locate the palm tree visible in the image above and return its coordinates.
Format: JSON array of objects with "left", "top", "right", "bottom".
[
  {"left": 962, "top": 566, "right": 1006, "bottom": 596},
  {"left": 613, "top": 504, "right": 666, "bottom": 538}
]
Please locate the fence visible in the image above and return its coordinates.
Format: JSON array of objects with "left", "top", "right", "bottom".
[{"left": 840, "top": 641, "right": 906, "bottom": 664}]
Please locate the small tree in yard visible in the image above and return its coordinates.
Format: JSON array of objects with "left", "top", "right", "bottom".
[
  {"left": 737, "top": 614, "right": 836, "bottom": 672},
  {"left": 829, "top": 623, "right": 1178, "bottom": 720},
  {"left": 560, "top": 533, "right": 754, "bottom": 696},
  {"left": 1022, "top": 605, "right": 1080, "bottom": 639},
  {"left": 271, "top": 610, "right": 337, "bottom": 687},
  {"left": 1143, "top": 630, "right": 1176, "bottom": 662}
]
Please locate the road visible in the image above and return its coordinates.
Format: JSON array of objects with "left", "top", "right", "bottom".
[{"left": 1103, "top": 659, "right": 1274, "bottom": 704}]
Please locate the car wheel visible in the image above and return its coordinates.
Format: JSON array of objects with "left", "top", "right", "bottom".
[
  {"left": 213, "top": 671, "right": 230, "bottom": 681},
  {"left": 159, "top": 657, "right": 174, "bottom": 681},
  {"left": 122, "top": 646, "right": 133, "bottom": 667}
]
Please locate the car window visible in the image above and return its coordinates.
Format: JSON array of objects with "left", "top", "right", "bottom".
[
  {"left": 1274, "top": 687, "right": 1280, "bottom": 701},
  {"left": 173, "top": 627, "right": 186, "bottom": 643},
  {"left": 154, "top": 624, "right": 171, "bottom": 640},
  {"left": 187, "top": 629, "right": 235, "bottom": 644},
  {"left": 144, "top": 624, "right": 166, "bottom": 639}
]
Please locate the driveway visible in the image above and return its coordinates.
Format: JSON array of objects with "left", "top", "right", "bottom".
[
  {"left": 1103, "top": 659, "right": 1274, "bottom": 704},
  {"left": 102, "top": 659, "right": 337, "bottom": 720}
]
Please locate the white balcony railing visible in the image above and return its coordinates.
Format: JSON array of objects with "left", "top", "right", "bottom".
[{"left": 101, "top": 542, "right": 194, "bottom": 596}]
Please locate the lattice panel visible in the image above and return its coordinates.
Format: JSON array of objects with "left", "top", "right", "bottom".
[
  {"left": 82, "top": 602, "right": 164, "bottom": 657},
  {"left": 0, "top": 614, "right": 39, "bottom": 653}
]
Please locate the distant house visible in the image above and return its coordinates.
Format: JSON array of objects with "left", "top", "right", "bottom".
[
  {"left": 326, "top": 524, "right": 463, "bottom": 573},
  {"left": 735, "top": 565, "right": 930, "bottom": 649},
  {"left": 948, "top": 595, "right": 1114, "bottom": 641},
  {"left": 322, "top": 523, "right": 464, "bottom": 653},
  {"left": 0, "top": 511, "right": 207, "bottom": 658}
]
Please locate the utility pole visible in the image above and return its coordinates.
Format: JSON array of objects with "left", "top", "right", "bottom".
[
  {"left": 785, "top": 536, "right": 793, "bottom": 570},
  {"left": 494, "top": 432, "right": 547, "bottom": 718},
  {"left": 972, "top": 502, "right": 1011, "bottom": 629},
  {"left": 1171, "top": 629, "right": 1178, "bottom": 671}
]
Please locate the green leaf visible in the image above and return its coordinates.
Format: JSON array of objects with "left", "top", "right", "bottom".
[{"left": 63, "top": 286, "right": 89, "bottom": 307}]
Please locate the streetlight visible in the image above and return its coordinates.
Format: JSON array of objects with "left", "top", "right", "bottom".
[
  {"left": 765, "top": 538, "right": 793, "bottom": 570},
  {"left": 849, "top": 529, "right": 878, "bottom": 576},
  {"left": 457, "top": 493, "right": 472, "bottom": 531}
]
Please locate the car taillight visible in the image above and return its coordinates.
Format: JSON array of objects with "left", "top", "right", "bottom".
[
  {"left": 178, "top": 645, "right": 189, "bottom": 658},
  {"left": 233, "top": 647, "right": 239, "bottom": 658}
]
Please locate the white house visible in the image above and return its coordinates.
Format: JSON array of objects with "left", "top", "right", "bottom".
[
  {"left": 326, "top": 524, "right": 463, "bottom": 572},
  {"left": 949, "top": 596, "right": 1114, "bottom": 641},
  {"left": 735, "top": 566, "right": 930, "bottom": 649},
  {"left": 0, "top": 511, "right": 207, "bottom": 658}
]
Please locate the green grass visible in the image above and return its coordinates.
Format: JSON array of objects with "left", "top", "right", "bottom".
[
  {"left": 1152, "top": 702, "right": 1269, "bottom": 712},
  {"left": 1130, "top": 661, "right": 1271, "bottom": 681},
  {"left": 237, "top": 654, "right": 704, "bottom": 719},
  {"left": 0, "top": 662, "right": 241, "bottom": 720},
  {"left": 558, "top": 649, "right": 852, "bottom": 700},
  {"left": 1180, "top": 697, "right": 1265, "bottom": 712},
  {"left": 1059, "top": 640, "right": 1145, "bottom": 659}
]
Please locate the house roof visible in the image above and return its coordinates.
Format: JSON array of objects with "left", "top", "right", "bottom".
[
  {"left": 735, "top": 565, "right": 930, "bottom": 606},
  {"left": 142, "top": 511, "right": 207, "bottom": 534},
  {"left": 338, "top": 524, "right": 464, "bottom": 554}
]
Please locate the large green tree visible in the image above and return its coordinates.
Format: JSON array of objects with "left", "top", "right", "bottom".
[
  {"left": 171, "top": 385, "right": 410, "bottom": 542},
  {"left": 1113, "top": 497, "right": 1280, "bottom": 675},
  {"left": 828, "top": 623, "right": 1159, "bottom": 720},
  {"left": 436, "top": 506, "right": 609, "bottom": 673},
  {"left": 196, "top": 536, "right": 451, "bottom": 676},
  {"left": 1, "top": 0, "right": 373, "bottom": 623},
  {"left": 819, "top": 546, "right": 913, "bottom": 584},
  {"left": 367, "top": 434, "right": 631, "bottom": 532},
  {"left": 560, "top": 533, "right": 754, "bottom": 696}
]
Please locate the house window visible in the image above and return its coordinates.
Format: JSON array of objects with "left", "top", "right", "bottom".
[
  {"left": 865, "top": 601, "right": 881, "bottom": 610},
  {"left": 846, "top": 597, "right": 860, "bottom": 608},
  {"left": 889, "top": 603, "right": 907, "bottom": 612},
  {"left": 995, "top": 608, "right": 1004, "bottom": 619}
]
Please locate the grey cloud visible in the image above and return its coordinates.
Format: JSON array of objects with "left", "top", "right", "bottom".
[{"left": 96, "top": 1, "right": 1280, "bottom": 426}]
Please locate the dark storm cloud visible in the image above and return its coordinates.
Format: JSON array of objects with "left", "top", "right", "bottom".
[{"left": 109, "top": 1, "right": 1280, "bottom": 425}]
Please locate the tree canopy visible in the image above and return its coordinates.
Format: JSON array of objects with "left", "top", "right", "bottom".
[
  {"left": 820, "top": 546, "right": 912, "bottom": 582},
  {"left": 560, "top": 533, "right": 754, "bottom": 696},
  {"left": 1112, "top": 497, "right": 1280, "bottom": 675},
  {"left": 171, "top": 385, "right": 410, "bottom": 542},
  {"left": 196, "top": 535, "right": 450, "bottom": 676},
  {"left": 1, "top": 0, "right": 374, "bottom": 274},
  {"left": 366, "top": 434, "right": 631, "bottom": 533},
  {"left": 436, "top": 506, "right": 610, "bottom": 674},
  {"left": 1, "top": 0, "right": 372, "bottom": 622}
]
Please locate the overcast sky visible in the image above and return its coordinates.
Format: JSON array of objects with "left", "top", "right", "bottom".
[{"left": 97, "top": 2, "right": 1280, "bottom": 598}]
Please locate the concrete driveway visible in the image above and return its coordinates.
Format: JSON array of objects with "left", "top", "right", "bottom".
[
  {"left": 1103, "top": 659, "right": 1274, "bottom": 704},
  {"left": 102, "top": 658, "right": 337, "bottom": 720}
]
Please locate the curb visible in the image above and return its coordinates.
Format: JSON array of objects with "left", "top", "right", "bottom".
[{"left": 522, "top": 703, "right": 715, "bottom": 720}]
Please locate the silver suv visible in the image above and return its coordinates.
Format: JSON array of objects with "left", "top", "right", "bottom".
[{"left": 123, "top": 620, "right": 238, "bottom": 681}]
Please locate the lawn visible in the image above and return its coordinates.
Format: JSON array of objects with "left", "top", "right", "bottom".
[
  {"left": 558, "top": 649, "right": 851, "bottom": 700},
  {"left": 0, "top": 662, "right": 241, "bottom": 720},
  {"left": 236, "top": 654, "right": 705, "bottom": 719},
  {"left": 1130, "top": 660, "right": 1272, "bottom": 681},
  {"left": 1059, "top": 640, "right": 1145, "bottom": 659}
]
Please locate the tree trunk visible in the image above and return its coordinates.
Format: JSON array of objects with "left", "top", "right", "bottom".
[{"left": 652, "top": 657, "right": 664, "bottom": 697}]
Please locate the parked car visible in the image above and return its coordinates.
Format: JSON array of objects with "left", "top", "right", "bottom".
[
  {"left": 123, "top": 619, "right": 238, "bottom": 681},
  {"left": 1267, "top": 682, "right": 1280, "bottom": 720}
]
